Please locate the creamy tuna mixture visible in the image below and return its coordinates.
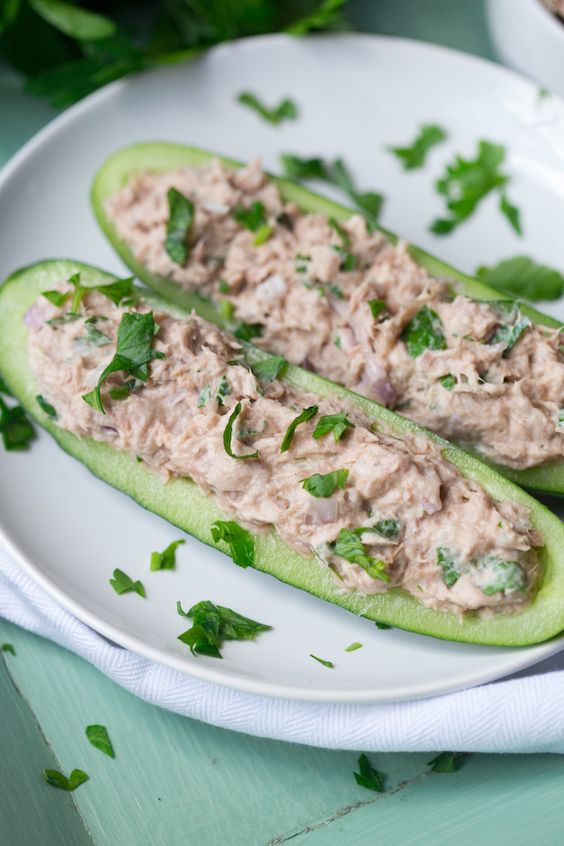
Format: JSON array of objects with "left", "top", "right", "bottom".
[
  {"left": 106, "top": 160, "right": 564, "bottom": 470},
  {"left": 26, "top": 284, "right": 542, "bottom": 617}
]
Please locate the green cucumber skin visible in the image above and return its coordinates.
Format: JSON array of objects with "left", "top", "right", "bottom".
[
  {"left": 2, "top": 259, "right": 564, "bottom": 646},
  {"left": 91, "top": 141, "right": 564, "bottom": 495}
]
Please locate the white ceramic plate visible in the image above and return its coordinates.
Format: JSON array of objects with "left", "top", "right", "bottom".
[{"left": 1, "top": 34, "right": 564, "bottom": 704}]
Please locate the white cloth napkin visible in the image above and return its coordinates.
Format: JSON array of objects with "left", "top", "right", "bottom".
[{"left": 2, "top": 542, "right": 564, "bottom": 754}]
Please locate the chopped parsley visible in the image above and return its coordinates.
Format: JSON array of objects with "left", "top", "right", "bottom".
[
  {"left": 82, "top": 312, "right": 164, "bottom": 413},
  {"left": 0, "top": 397, "right": 36, "bottom": 451},
  {"left": 216, "top": 375, "right": 230, "bottom": 406},
  {"left": 211, "top": 520, "right": 254, "bottom": 569},
  {"left": 478, "top": 555, "right": 525, "bottom": 595},
  {"left": 237, "top": 92, "right": 298, "bottom": 125},
  {"left": 331, "top": 529, "right": 389, "bottom": 582},
  {"left": 234, "top": 321, "right": 263, "bottom": 342},
  {"left": 35, "top": 395, "right": 57, "bottom": 419},
  {"left": 488, "top": 301, "right": 531, "bottom": 353},
  {"left": 332, "top": 244, "right": 357, "bottom": 271},
  {"left": 368, "top": 299, "right": 387, "bottom": 319},
  {"left": 85, "top": 725, "right": 115, "bottom": 758},
  {"left": 476, "top": 256, "right": 564, "bottom": 302},
  {"left": 375, "top": 621, "right": 392, "bottom": 630},
  {"left": 437, "top": 547, "right": 460, "bottom": 588},
  {"left": 1, "top": 643, "right": 16, "bottom": 655},
  {"left": 234, "top": 201, "right": 268, "bottom": 232},
  {"left": 47, "top": 313, "right": 82, "bottom": 327},
  {"left": 250, "top": 356, "right": 288, "bottom": 382},
  {"left": 427, "top": 752, "right": 462, "bottom": 773},
  {"left": 373, "top": 519, "right": 400, "bottom": 539},
  {"left": 344, "top": 641, "right": 362, "bottom": 652},
  {"left": 312, "top": 411, "right": 353, "bottom": 443},
  {"left": 389, "top": 123, "right": 447, "bottom": 170},
  {"left": 430, "top": 140, "right": 521, "bottom": 236},
  {"left": 310, "top": 654, "right": 334, "bottom": 668},
  {"left": 223, "top": 402, "right": 259, "bottom": 460},
  {"left": 353, "top": 754, "right": 385, "bottom": 793},
  {"left": 329, "top": 217, "right": 350, "bottom": 247},
  {"left": 499, "top": 193, "right": 522, "bottom": 236},
  {"left": 109, "top": 379, "right": 136, "bottom": 401},
  {"left": 150, "top": 539, "right": 185, "bottom": 571},
  {"left": 197, "top": 385, "right": 211, "bottom": 408},
  {"left": 402, "top": 305, "right": 447, "bottom": 358},
  {"left": 109, "top": 568, "right": 146, "bottom": 598},
  {"left": 438, "top": 374, "right": 456, "bottom": 390},
  {"left": 218, "top": 279, "right": 230, "bottom": 294},
  {"left": 43, "top": 769, "right": 89, "bottom": 791},
  {"left": 302, "top": 468, "right": 349, "bottom": 498},
  {"left": 280, "top": 405, "right": 318, "bottom": 452},
  {"left": 165, "top": 188, "right": 194, "bottom": 265},
  {"left": 252, "top": 224, "right": 273, "bottom": 246},
  {"left": 177, "top": 600, "right": 271, "bottom": 658},
  {"left": 76, "top": 323, "right": 112, "bottom": 351},
  {"left": 42, "top": 272, "right": 135, "bottom": 313}
]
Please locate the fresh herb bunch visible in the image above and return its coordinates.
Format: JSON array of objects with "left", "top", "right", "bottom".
[{"left": 0, "top": 0, "right": 347, "bottom": 107}]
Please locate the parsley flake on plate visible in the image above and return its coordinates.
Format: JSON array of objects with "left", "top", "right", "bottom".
[
  {"left": 368, "top": 299, "right": 387, "bottom": 319},
  {"left": 211, "top": 520, "right": 254, "bottom": 569},
  {"left": 150, "top": 539, "right": 185, "bottom": 571},
  {"left": 344, "top": 642, "right": 362, "bottom": 652},
  {"left": 354, "top": 753, "right": 385, "bottom": 792},
  {"left": 389, "top": 123, "right": 447, "bottom": 170},
  {"left": 177, "top": 600, "right": 271, "bottom": 658},
  {"left": 43, "top": 768, "right": 89, "bottom": 791},
  {"left": 233, "top": 321, "right": 263, "bottom": 342},
  {"left": 237, "top": 92, "right": 298, "bottom": 125},
  {"left": 109, "top": 568, "right": 146, "bottom": 598},
  {"left": 302, "top": 468, "right": 349, "bottom": 498},
  {"left": 165, "top": 188, "right": 194, "bottom": 265},
  {"left": 35, "top": 395, "right": 57, "bottom": 419},
  {"left": 310, "top": 654, "right": 334, "bottom": 668},
  {"left": 86, "top": 724, "right": 115, "bottom": 758}
]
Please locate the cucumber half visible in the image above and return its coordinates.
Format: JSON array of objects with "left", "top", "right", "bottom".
[
  {"left": 91, "top": 141, "right": 564, "bottom": 495},
  {"left": 2, "top": 259, "right": 564, "bottom": 646}
]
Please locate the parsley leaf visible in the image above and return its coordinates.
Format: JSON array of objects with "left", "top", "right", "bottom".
[
  {"left": 332, "top": 244, "right": 357, "bottom": 271},
  {"left": 43, "top": 768, "right": 89, "bottom": 791},
  {"left": 354, "top": 753, "right": 385, "bottom": 793},
  {"left": 223, "top": 402, "right": 259, "bottom": 460},
  {"left": 310, "top": 654, "right": 334, "bottom": 668},
  {"left": 109, "top": 568, "right": 145, "bottom": 598},
  {"left": 280, "top": 405, "right": 318, "bottom": 452},
  {"left": 211, "top": 520, "right": 254, "bottom": 569},
  {"left": 331, "top": 529, "right": 390, "bottom": 582},
  {"left": 373, "top": 519, "right": 400, "bottom": 539},
  {"left": 75, "top": 323, "right": 112, "bottom": 351},
  {"left": 85, "top": 724, "right": 114, "bottom": 758},
  {"left": 439, "top": 373, "right": 456, "bottom": 390},
  {"left": 234, "top": 201, "right": 268, "bottom": 232},
  {"left": 302, "top": 468, "right": 349, "bottom": 498},
  {"left": 312, "top": 411, "right": 353, "bottom": 443},
  {"left": 476, "top": 256, "right": 564, "bottom": 301},
  {"left": 0, "top": 396, "right": 36, "bottom": 451},
  {"left": 251, "top": 356, "right": 288, "bottom": 382},
  {"left": 344, "top": 641, "right": 362, "bottom": 652},
  {"left": 36, "top": 395, "right": 57, "bottom": 419},
  {"left": 437, "top": 547, "right": 460, "bottom": 588},
  {"left": 427, "top": 752, "right": 461, "bottom": 773},
  {"left": 82, "top": 311, "right": 164, "bottom": 414},
  {"left": 42, "top": 273, "right": 135, "bottom": 313},
  {"left": 499, "top": 193, "right": 522, "bottom": 235},
  {"left": 488, "top": 301, "right": 531, "bottom": 353},
  {"left": 1, "top": 643, "right": 16, "bottom": 655},
  {"left": 477, "top": 555, "right": 525, "bottom": 595},
  {"left": 150, "top": 539, "right": 185, "bottom": 572},
  {"left": 177, "top": 600, "right": 271, "bottom": 658},
  {"left": 234, "top": 321, "right": 263, "bottom": 342},
  {"left": 237, "top": 91, "right": 298, "bottom": 125},
  {"left": 368, "top": 299, "right": 387, "bottom": 319},
  {"left": 390, "top": 123, "right": 447, "bottom": 170},
  {"left": 165, "top": 188, "right": 194, "bottom": 265},
  {"left": 375, "top": 621, "right": 392, "bottom": 630},
  {"left": 402, "top": 305, "right": 447, "bottom": 358}
]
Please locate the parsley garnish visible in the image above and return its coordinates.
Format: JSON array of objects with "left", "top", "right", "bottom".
[
  {"left": 223, "top": 402, "right": 259, "bottom": 460},
  {"left": 216, "top": 375, "right": 230, "bottom": 406},
  {"left": 237, "top": 91, "right": 298, "bottom": 124},
  {"left": 211, "top": 520, "right": 254, "bottom": 569},
  {"left": 109, "top": 378, "right": 136, "bottom": 401},
  {"left": 234, "top": 321, "right": 263, "bottom": 342},
  {"left": 353, "top": 754, "right": 385, "bottom": 793},
  {"left": 150, "top": 539, "right": 185, "bottom": 571},
  {"left": 0, "top": 397, "right": 36, "bottom": 451},
  {"left": 109, "top": 568, "right": 145, "bottom": 598},
  {"left": 312, "top": 411, "right": 353, "bottom": 443},
  {"left": 329, "top": 217, "right": 350, "bottom": 247},
  {"left": 439, "top": 374, "right": 456, "bottom": 390},
  {"left": 82, "top": 311, "right": 164, "bottom": 413},
  {"left": 218, "top": 279, "right": 230, "bottom": 294},
  {"left": 280, "top": 405, "right": 318, "bottom": 452},
  {"left": 427, "top": 752, "right": 461, "bottom": 773},
  {"left": 1, "top": 643, "right": 16, "bottom": 655},
  {"left": 234, "top": 201, "right": 268, "bottom": 232},
  {"left": 389, "top": 123, "right": 447, "bottom": 170},
  {"left": 85, "top": 725, "right": 115, "bottom": 758},
  {"left": 42, "top": 272, "right": 135, "bottom": 313},
  {"left": 375, "top": 621, "right": 392, "bottom": 630},
  {"left": 430, "top": 140, "right": 521, "bottom": 235},
  {"left": 177, "top": 600, "right": 271, "bottom": 658},
  {"left": 310, "top": 654, "right": 334, "bottom": 668},
  {"left": 76, "top": 323, "right": 112, "bottom": 351},
  {"left": 332, "top": 244, "right": 357, "bottom": 271},
  {"left": 373, "top": 519, "right": 400, "bottom": 539},
  {"left": 368, "top": 299, "right": 387, "bottom": 319},
  {"left": 344, "top": 642, "right": 362, "bottom": 652},
  {"left": 331, "top": 529, "right": 389, "bottom": 581},
  {"left": 44, "top": 769, "right": 89, "bottom": 791},
  {"left": 165, "top": 188, "right": 194, "bottom": 265},
  {"left": 302, "top": 468, "right": 349, "bottom": 498},
  {"left": 476, "top": 256, "right": 564, "bottom": 301},
  {"left": 197, "top": 385, "right": 211, "bottom": 408},
  {"left": 36, "top": 395, "right": 57, "bottom": 419},
  {"left": 250, "top": 356, "right": 288, "bottom": 382},
  {"left": 488, "top": 302, "right": 531, "bottom": 353},
  {"left": 477, "top": 555, "right": 525, "bottom": 595},
  {"left": 437, "top": 547, "right": 460, "bottom": 588},
  {"left": 402, "top": 305, "right": 447, "bottom": 358}
]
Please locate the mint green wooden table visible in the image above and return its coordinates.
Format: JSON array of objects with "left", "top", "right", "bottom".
[{"left": 2, "top": 2, "right": 564, "bottom": 844}]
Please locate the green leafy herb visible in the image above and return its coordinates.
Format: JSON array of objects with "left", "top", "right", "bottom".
[
  {"left": 30, "top": 0, "right": 116, "bottom": 40},
  {"left": 302, "top": 468, "right": 349, "bottom": 498},
  {"left": 91, "top": 277, "right": 136, "bottom": 306},
  {"left": 437, "top": 547, "right": 460, "bottom": 588},
  {"left": 150, "top": 539, "right": 185, "bottom": 572},
  {"left": 218, "top": 279, "right": 230, "bottom": 294},
  {"left": 500, "top": 193, "right": 522, "bottom": 236},
  {"left": 368, "top": 299, "right": 387, "bottom": 319},
  {"left": 488, "top": 302, "right": 531, "bottom": 353},
  {"left": 312, "top": 412, "right": 353, "bottom": 443},
  {"left": 251, "top": 356, "right": 288, "bottom": 382},
  {"left": 477, "top": 555, "right": 525, "bottom": 595},
  {"left": 211, "top": 520, "right": 254, "bottom": 569},
  {"left": 476, "top": 256, "right": 564, "bottom": 301},
  {"left": 43, "top": 273, "right": 135, "bottom": 314},
  {"left": 354, "top": 753, "right": 385, "bottom": 793},
  {"left": 389, "top": 123, "right": 447, "bottom": 170},
  {"left": 35, "top": 395, "right": 57, "bottom": 419},
  {"left": 329, "top": 217, "right": 350, "bottom": 247},
  {"left": 253, "top": 224, "right": 273, "bottom": 246},
  {"left": 402, "top": 305, "right": 447, "bottom": 358},
  {"left": 427, "top": 752, "right": 461, "bottom": 773},
  {"left": 218, "top": 300, "right": 235, "bottom": 323},
  {"left": 216, "top": 375, "right": 230, "bottom": 406},
  {"left": 47, "top": 313, "right": 82, "bottom": 327},
  {"left": 85, "top": 724, "right": 115, "bottom": 758},
  {"left": 0, "top": 375, "right": 13, "bottom": 396},
  {"left": 82, "top": 311, "right": 164, "bottom": 413},
  {"left": 280, "top": 405, "right": 318, "bottom": 452},
  {"left": 328, "top": 283, "right": 344, "bottom": 299},
  {"left": 439, "top": 374, "right": 456, "bottom": 390},
  {"left": 42, "top": 289, "right": 69, "bottom": 306},
  {"left": 310, "top": 654, "right": 334, "bottom": 668},
  {"left": 223, "top": 402, "right": 259, "bottom": 460},
  {"left": 234, "top": 201, "right": 268, "bottom": 232},
  {"left": 43, "top": 768, "right": 89, "bottom": 791},
  {"left": 198, "top": 385, "right": 211, "bottom": 408},
  {"left": 109, "top": 379, "right": 136, "bottom": 401},
  {"left": 178, "top": 600, "right": 271, "bottom": 658},
  {"left": 430, "top": 140, "right": 521, "bottom": 236},
  {"left": 1, "top": 643, "right": 16, "bottom": 655},
  {"left": 234, "top": 321, "right": 263, "bottom": 342},
  {"left": 165, "top": 188, "right": 194, "bottom": 265},
  {"left": 332, "top": 244, "right": 357, "bottom": 271},
  {"left": 375, "top": 621, "right": 392, "bottom": 630},
  {"left": 237, "top": 91, "right": 298, "bottom": 125},
  {"left": 344, "top": 641, "right": 362, "bottom": 652},
  {"left": 0, "top": 397, "right": 36, "bottom": 451},
  {"left": 109, "top": 568, "right": 145, "bottom": 598},
  {"left": 373, "top": 519, "right": 400, "bottom": 539},
  {"left": 331, "top": 529, "right": 389, "bottom": 581}
]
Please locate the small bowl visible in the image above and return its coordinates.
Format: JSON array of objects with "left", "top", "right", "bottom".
[{"left": 487, "top": 0, "right": 564, "bottom": 96}]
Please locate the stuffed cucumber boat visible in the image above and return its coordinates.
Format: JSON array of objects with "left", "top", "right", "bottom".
[
  {"left": 2, "top": 259, "right": 564, "bottom": 646},
  {"left": 92, "top": 142, "right": 564, "bottom": 494}
]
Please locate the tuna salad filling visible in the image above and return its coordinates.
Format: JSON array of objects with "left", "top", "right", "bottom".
[
  {"left": 25, "top": 280, "right": 542, "bottom": 617},
  {"left": 105, "top": 159, "right": 564, "bottom": 471}
]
